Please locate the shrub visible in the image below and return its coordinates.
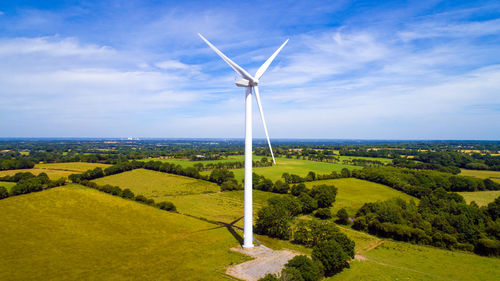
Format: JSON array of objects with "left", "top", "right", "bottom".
[
  {"left": 312, "top": 240, "right": 349, "bottom": 276},
  {"left": 291, "top": 183, "right": 307, "bottom": 196},
  {"left": 0, "top": 186, "right": 8, "bottom": 199},
  {"left": 121, "top": 188, "right": 135, "bottom": 199},
  {"left": 336, "top": 208, "right": 349, "bottom": 225},
  {"left": 475, "top": 238, "right": 500, "bottom": 256},
  {"left": 157, "top": 201, "right": 176, "bottom": 212},
  {"left": 258, "top": 274, "right": 279, "bottom": 281},
  {"left": 280, "top": 267, "right": 304, "bottom": 281},
  {"left": 314, "top": 208, "right": 332, "bottom": 220},
  {"left": 285, "top": 255, "right": 323, "bottom": 281}
]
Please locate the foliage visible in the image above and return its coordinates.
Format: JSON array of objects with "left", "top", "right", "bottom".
[
  {"left": 336, "top": 208, "right": 349, "bottom": 224},
  {"left": 353, "top": 190, "right": 500, "bottom": 255},
  {"left": 314, "top": 208, "right": 332, "bottom": 219},
  {"left": 309, "top": 184, "right": 337, "bottom": 208},
  {"left": 297, "top": 193, "right": 318, "bottom": 214},
  {"left": 285, "top": 255, "right": 323, "bottom": 281},
  {"left": 0, "top": 186, "right": 8, "bottom": 199},
  {"left": 312, "top": 240, "right": 349, "bottom": 276}
]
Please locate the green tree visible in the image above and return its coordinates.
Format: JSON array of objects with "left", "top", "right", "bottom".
[
  {"left": 336, "top": 208, "right": 349, "bottom": 225},
  {"left": 310, "top": 184, "right": 337, "bottom": 208},
  {"left": 340, "top": 168, "right": 351, "bottom": 178},
  {"left": 285, "top": 255, "right": 323, "bottom": 281},
  {"left": 312, "top": 240, "right": 349, "bottom": 276},
  {"left": 280, "top": 267, "right": 304, "bottom": 281},
  {"left": 298, "top": 193, "right": 318, "bottom": 214},
  {"left": 314, "top": 208, "right": 332, "bottom": 220},
  {"left": 0, "top": 186, "right": 8, "bottom": 199}
]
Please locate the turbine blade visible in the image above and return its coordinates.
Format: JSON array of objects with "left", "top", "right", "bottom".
[
  {"left": 254, "top": 39, "right": 289, "bottom": 81},
  {"left": 253, "top": 85, "right": 276, "bottom": 165},
  {"left": 198, "top": 33, "right": 256, "bottom": 82}
]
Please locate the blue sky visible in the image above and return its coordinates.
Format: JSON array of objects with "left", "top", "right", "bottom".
[{"left": 0, "top": 0, "right": 499, "bottom": 139}]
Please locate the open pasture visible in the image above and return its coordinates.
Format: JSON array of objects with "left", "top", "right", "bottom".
[
  {"left": 460, "top": 169, "right": 500, "bottom": 183},
  {"left": 201, "top": 157, "right": 360, "bottom": 182},
  {"left": 0, "top": 168, "right": 73, "bottom": 180},
  {"left": 329, "top": 233, "right": 500, "bottom": 281},
  {"left": 92, "top": 168, "right": 220, "bottom": 196},
  {"left": 457, "top": 190, "right": 500, "bottom": 206},
  {"left": 304, "top": 178, "right": 418, "bottom": 216},
  {"left": 35, "top": 162, "right": 111, "bottom": 173},
  {"left": 165, "top": 190, "right": 284, "bottom": 228},
  {"left": 0, "top": 185, "right": 248, "bottom": 280}
]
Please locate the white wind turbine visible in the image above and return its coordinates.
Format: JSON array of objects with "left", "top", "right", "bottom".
[{"left": 199, "top": 33, "right": 288, "bottom": 248}]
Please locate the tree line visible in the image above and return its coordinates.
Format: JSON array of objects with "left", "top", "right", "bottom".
[
  {"left": 352, "top": 190, "right": 500, "bottom": 256},
  {"left": 0, "top": 172, "right": 66, "bottom": 199},
  {"left": 352, "top": 166, "right": 500, "bottom": 198}
]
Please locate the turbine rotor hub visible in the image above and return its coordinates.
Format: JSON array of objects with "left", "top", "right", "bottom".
[{"left": 235, "top": 79, "right": 258, "bottom": 87}]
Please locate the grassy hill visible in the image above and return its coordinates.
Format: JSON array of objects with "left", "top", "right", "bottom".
[
  {"left": 329, "top": 226, "right": 500, "bottom": 281},
  {"left": 304, "top": 178, "right": 418, "bottom": 216},
  {"left": 0, "top": 185, "right": 248, "bottom": 280},
  {"left": 460, "top": 169, "right": 500, "bottom": 184},
  {"left": 201, "top": 157, "right": 360, "bottom": 182},
  {"left": 35, "top": 162, "right": 111, "bottom": 172},
  {"left": 0, "top": 162, "right": 112, "bottom": 180},
  {"left": 457, "top": 190, "right": 500, "bottom": 206},
  {"left": 92, "top": 168, "right": 220, "bottom": 196}
]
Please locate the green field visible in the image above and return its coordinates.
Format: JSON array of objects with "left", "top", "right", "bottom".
[
  {"left": 0, "top": 168, "right": 73, "bottom": 180},
  {"left": 142, "top": 155, "right": 251, "bottom": 168},
  {"left": 460, "top": 169, "right": 500, "bottom": 183},
  {"left": 304, "top": 178, "right": 418, "bottom": 216},
  {"left": 92, "top": 168, "right": 220, "bottom": 196},
  {"left": 35, "top": 162, "right": 111, "bottom": 172},
  {"left": 0, "top": 181, "right": 16, "bottom": 192},
  {"left": 168, "top": 191, "right": 284, "bottom": 228},
  {"left": 329, "top": 229, "right": 500, "bottom": 281},
  {"left": 201, "top": 157, "right": 360, "bottom": 182},
  {"left": 0, "top": 185, "right": 248, "bottom": 280},
  {"left": 457, "top": 190, "right": 500, "bottom": 206}
]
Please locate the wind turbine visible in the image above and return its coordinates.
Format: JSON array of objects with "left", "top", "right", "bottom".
[{"left": 199, "top": 34, "right": 288, "bottom": 248}]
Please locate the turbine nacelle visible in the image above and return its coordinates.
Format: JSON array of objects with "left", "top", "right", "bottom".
[{"left": 235, "top": 79, "right": 257, "bottom": 87}]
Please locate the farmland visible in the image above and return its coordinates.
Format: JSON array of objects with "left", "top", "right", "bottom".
[
  {"left": 0, "top": 168, "right": 74, "bottom": 180},
  {"left": 0, "top": 185, "right": 249, "bottom": 280},
  {"left": 460, "top": 169, "right": 500, "bottom": 183},
  {"left": 92, "top": 168, "right": 220, "bottom": 196},
  {"left": 0, "top": 162, "right": 112, "bottom": 180},
  {"left": 35, "top": 162, "right": 111, "bottom": 172},
  {"left": 201, "top": 156, "right": 360, "bottom": 182},
  {"left": 457, "top": 190, "right": 500, "bottom": 206},
  {"left": 304, "top": 178, "right": 418, "bottom": 216}
]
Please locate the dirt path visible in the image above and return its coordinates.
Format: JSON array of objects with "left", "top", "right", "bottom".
[{"left": 226, "top": 246, "right": 299, "bottom": 281}]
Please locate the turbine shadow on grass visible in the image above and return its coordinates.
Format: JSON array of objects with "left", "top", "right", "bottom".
[{"left": 181, "top": 213, "right": 244, "bottom": 245}]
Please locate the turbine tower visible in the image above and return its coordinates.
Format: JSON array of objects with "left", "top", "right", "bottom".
[{"left": 199, "top": 34, "right": 288, "bottom": 248}]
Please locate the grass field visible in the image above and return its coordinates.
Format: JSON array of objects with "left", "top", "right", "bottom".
[
  {"left": 0, "top": 163, "right": 112, "bottom": 181},
  {"left": 0, "top": 184, "right": 249, "bottom": 280},
  {"left": 0, "top": 168, "right": 73, "bottom": 180},
  {"left": 200, "top": 157, "right": 360, "bottom": 182},
  {"left": 0, "top": 181, "right": 16, "bottom": 192},
  {"left": 460, "top": 169, "right": 500, "bottom": 183},
  {"left": 457, "top": 190, "right": 500, "bottom": 206},
  {"left": 304, "top": 178, "right": 418, "bottom": 216},
  {"left": 35, "top": 162, "right": 111, "bottom": 172},
  {"left": 168, "top": 190, "right": 284, "bottom": 228},
  {"left": 92, "top": 168, "right": 220, "bottom": 196}
]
